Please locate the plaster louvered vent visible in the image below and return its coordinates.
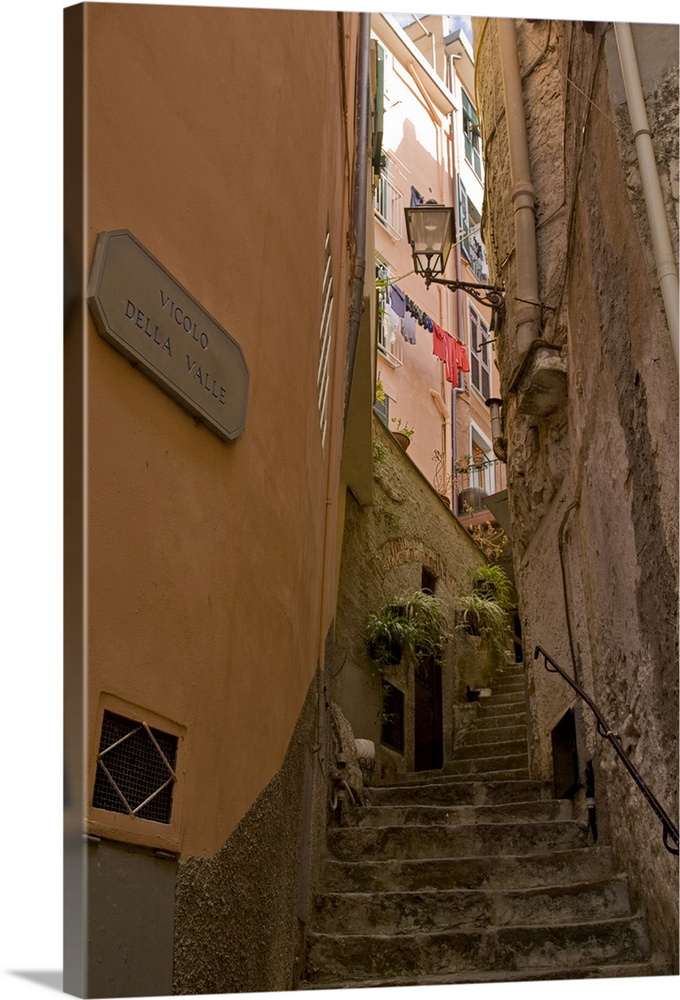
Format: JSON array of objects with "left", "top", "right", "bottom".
[
  {"left": 317, "top": 232, "right": 333, "bottom": 447},
  {"left": 92, "top": 710, "right": 178, "bottom": 824}
]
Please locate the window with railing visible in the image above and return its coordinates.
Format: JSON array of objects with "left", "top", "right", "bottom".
[
  {"left": 376, "top": 261, "right": 403, "bottom": 366},
  {"left": 454, "top": 454, "right": 507, "bottom": 513},
  {"left": 374, "top": 156, "right": 403, "bottom": 239}
]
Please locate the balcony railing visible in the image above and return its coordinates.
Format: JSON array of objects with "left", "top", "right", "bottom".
[
  {"left": 454, "top": 457, "right": 507, "bottom": 514},
  {"left": 374, "top": 170, "right": 403, "bottom": 240}
]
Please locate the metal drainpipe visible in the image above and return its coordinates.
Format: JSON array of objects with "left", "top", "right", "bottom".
[
  {"left": 344, "top": 12, "right": 371, "bottom": 426},
  {"left": 448, "top": 52, "right": 466, "bottom": 513},
  {"left": 614, "top": 23, "right": 679, "bottom": 370},
  {"left": 497, "top": 19, "right": 542, "bottom": 359},
  {"left": 451, "top": 386, "right": 463, "bottom": 512}
]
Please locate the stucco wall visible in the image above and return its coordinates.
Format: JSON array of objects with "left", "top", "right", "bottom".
[
  {"left": 80, "top": 1, "right": 355, "bottom": 861},
  {"left": 474, "top": 17, "right": 678, "bottom": 968},
  {"left": 66, "top": 3, "right": 364, "bottom": 994},
  {"left": 173, "top": 670, "right": 330, "bottom": 995},
  {"left": 332, "top": 415, "right": 488, "bottom": 781}
]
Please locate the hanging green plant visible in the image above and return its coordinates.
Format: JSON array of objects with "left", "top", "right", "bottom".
[
  {"left": 366, "top": 591, "right": 450, "bottom": 672},
  {"left": 474, "top": 563, "right": 516, "bottom": 610},
  {"left": 456, "top": 564, "right": 515, "bottom": 676}
]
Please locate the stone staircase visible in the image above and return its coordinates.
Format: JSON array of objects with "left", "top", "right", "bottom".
[{"left": 301, "top": 662, "right": 667, "bottom": 988}]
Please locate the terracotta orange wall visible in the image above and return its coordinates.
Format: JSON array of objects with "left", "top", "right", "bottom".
[{"left": 81, "top": 3, "right": 356, "bottom": 859}]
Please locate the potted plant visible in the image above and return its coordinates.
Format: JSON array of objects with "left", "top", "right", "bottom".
[
  {"left": 391, "top": 417, "right": 414, "bottom": 451},
  {"left": 366, "top": 603, "right": 409, "bottom": 667},
  {"left": 367, "top": 591, "right": 449, "bottom": 672},
  {"left": 474, "top": 563, "right": 515, "bottom": 610},
  {"left": 455, "top": 565, "right": 515, "bottom": 684}
]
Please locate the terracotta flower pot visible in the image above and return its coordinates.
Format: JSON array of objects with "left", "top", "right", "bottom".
[{"left": 392, "top": 431, "right": 411, "bottom": 451}]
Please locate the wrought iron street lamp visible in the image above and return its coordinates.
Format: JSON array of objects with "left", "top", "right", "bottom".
[{"left": 404, "top": 200, "right": 505, "bottom": 317}]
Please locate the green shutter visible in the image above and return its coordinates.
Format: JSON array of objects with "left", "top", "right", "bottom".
[
  {"left": 461, "top": 89, "right": 478, "bottom": 128},
  {"left": 372, "top": 41, "right": 384, "bottom": 174}
]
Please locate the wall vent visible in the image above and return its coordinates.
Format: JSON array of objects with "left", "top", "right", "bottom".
[
  {"left": 317, "top": 231, "right": 334, "bottom": 447},
  {"left": 92, "top": 710, "right": 178, "bottom": 824}
]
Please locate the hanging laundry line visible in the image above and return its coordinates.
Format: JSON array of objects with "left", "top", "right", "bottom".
[{"left": 376, "top": 277, "right": 471, "bottom": 378}]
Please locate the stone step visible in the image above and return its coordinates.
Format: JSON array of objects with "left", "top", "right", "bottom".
[
  {"left": 494, "top": 662, "right": 525, "bottom": 676},
  {"left": 471, "top": 700, "right": 527, "bottom": 718},
  {"left": 489, "top": 674, "right": 525, "bottom": 692},
  {"left": 311, "top": 876, "right": 633, "bottom": 935},
  {"left": 327, "top": 819, "right": 588, "bottom": 861},
  {"left": 367, "top": 778, "right": 554, "bottom": 807},
  {"left": 476, "top": 689, "right": 526, "bottom": 706},
  {"left": 450, "top": 738, "right": 528, "bottom": 761},
  {"left": 321, "top": 845, "right": 618, "bottom": 893},
  {"left": 459, "top": 721, "right": 527, "bottom": 745},
  {"left": 299, "top": 958, "right": 665, "bottom": 989},
  {"left": 442, "top": 753, "right": 529, "bottom": 776},
  {"left": 355, "top": 798, "right": 573, "bottom": 828},
  {"left": 303, "top": 914, "right": 650, "bottom": 986},
  {"left": 437, "top": 767, "right": 532, "bottom": 782}
]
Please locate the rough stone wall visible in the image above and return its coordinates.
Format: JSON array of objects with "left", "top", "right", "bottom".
[
  {"left": 173, "top": 670, "right": 330, "bottom": 994},
  {"left": 332, "top": 416, "right": 489, "bottom": 782},
  {"left": 474, "top": 17, "right": 678, "bottom": 969}
]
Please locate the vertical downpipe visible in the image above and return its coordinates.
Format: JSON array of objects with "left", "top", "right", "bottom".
[
  {"left": 497, "top": 19, "right": 541, "bottom": 359},
  {"left": 344, "top": 12, "right": 372, "bottom": 425},
  {"left": 614, "top": 23, "right": 679, "bottom": 370},
  {"left": 448, "top": 53, "right": 465, "bottom": 514}
]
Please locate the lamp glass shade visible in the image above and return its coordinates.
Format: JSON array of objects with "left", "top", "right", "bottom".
[{"left": 404, "top": 203, "right": 455, "bottom": 277}]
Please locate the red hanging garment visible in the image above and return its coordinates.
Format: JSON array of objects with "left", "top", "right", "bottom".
[
  {"left": 455, "top": 340, "right": 471, "bottom": 374},
  {"left": 432, "top": 322, "right": 447, "bottom": 364},
  {"left": 444, "top": 332, "right": 459, "bottom": 385}
]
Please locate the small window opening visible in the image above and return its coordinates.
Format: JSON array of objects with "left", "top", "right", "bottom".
[
  {"left": 381, "top": 682, "right": 404, "bottom": 753},
  {"left": 551, "top": 708, "right": 579, "bottom": 799},
  {"left": 421, "top": 567, "right": 437, "bottom": 595}
]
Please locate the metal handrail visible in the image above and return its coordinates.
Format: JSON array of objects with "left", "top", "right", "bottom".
[{"left": 534, "top": 645, "right": 679, "bottom": 856}]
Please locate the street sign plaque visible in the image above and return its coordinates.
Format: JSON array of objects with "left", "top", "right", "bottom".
[{"left": 87, "top": 230, "right": 249, "bottom": 441}]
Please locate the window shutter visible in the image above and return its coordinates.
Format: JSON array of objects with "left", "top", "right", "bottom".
[
  {"left": 458, "top": 177, "right": 471, "bottom": 264},
  {"left": 469, "top": 310, "right": 480, "bottom": 390},
  {"left": 481, "top": 363, "right": 490, "bottom": 400}
]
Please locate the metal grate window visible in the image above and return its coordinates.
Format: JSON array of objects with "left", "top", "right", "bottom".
[
  {"left": 317, "top": 231, "right": 333, "bottom": 447},
  {"left": 92, "top": 710, "right": 178, "bottom": 824},
  {"left": 381, "top": 682, "right": 405, "bottom": 753}
]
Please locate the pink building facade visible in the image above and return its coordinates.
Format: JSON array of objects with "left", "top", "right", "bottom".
[{"left": 372, "top": 14, "right": 505, "bottom": 517}]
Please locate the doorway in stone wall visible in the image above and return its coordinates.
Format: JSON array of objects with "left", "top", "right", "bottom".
[{"left": 414, "top": 654, "right": 443, "bottom": 771}]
